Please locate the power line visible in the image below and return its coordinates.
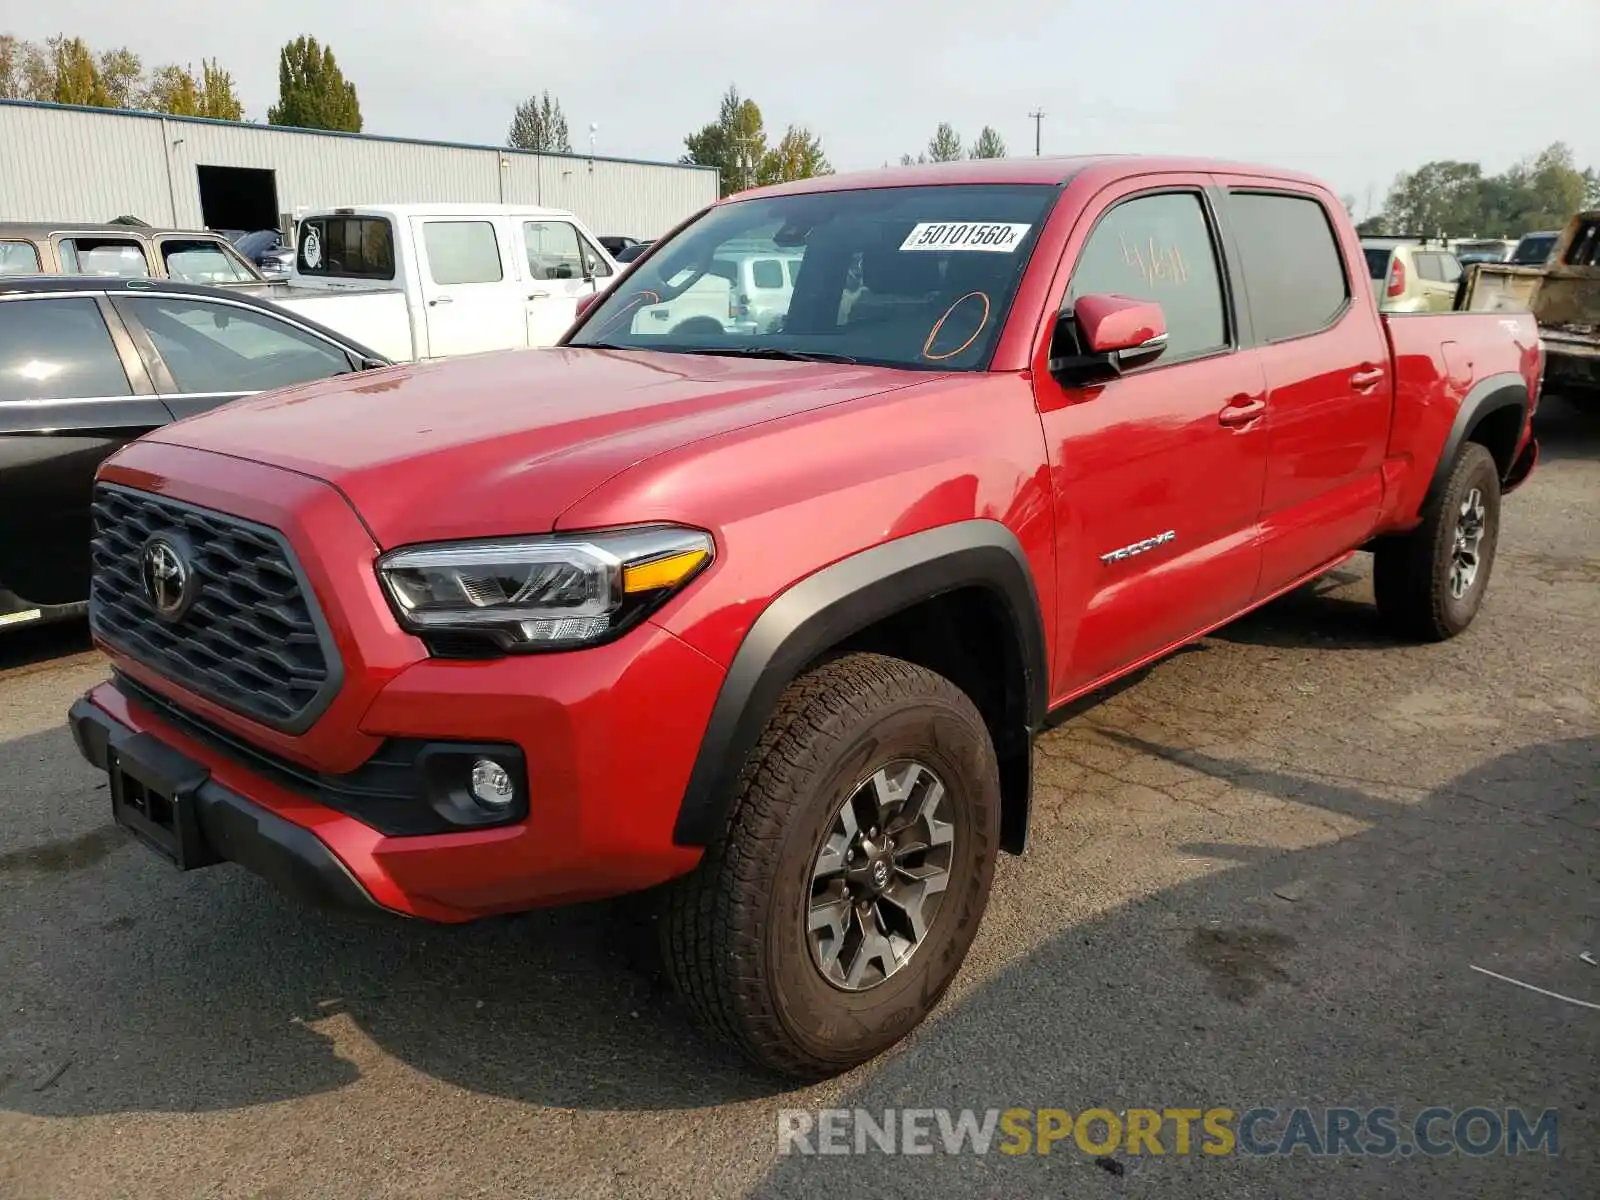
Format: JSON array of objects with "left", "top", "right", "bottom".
[{"left": 1027, "top": 109, "right": 1045, "bottom": 157}]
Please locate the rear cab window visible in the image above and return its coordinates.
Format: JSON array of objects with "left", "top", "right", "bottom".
[
  {"left": 1226, "top": 191, "right": 1349, "bottom": 342},
  {"left": 0, "top": 241, "right": 41, "bottom": 276},
  {"left": 1563, "top": 218, "right": 1600, "bottom": 267},
  {"left": 57, "top": 237, "right": 150, "bottom": 278},
  {"left": 298, "top": 216, "right": 396, "bottom": 280},
  {"left": 0, "top": 297, "right": 132, "bottom": 401},
  {"left": 752, "top": 259, "right": 787, "bottom": 289}
]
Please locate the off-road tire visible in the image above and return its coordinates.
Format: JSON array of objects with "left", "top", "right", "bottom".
[
  {"left": 1373, "top": 441, "right": 1502, "bottom": 641},
  {"left": 660, "top": 652, "right": 1001, "bottom": 1079}
]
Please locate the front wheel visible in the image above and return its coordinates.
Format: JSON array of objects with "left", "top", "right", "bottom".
[
  {"left": 660, "top": 652, "right": 1000, "bottom": 1078},
  {"left": 1374, "top": 441, "right": 1502, "bottom": 641}
]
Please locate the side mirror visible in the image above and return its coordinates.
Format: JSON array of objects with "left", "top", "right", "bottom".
[
  {"left": 359, "top": 355, "right": 389, "bottom": 371},
  {"left": 574, "top": 293, "right": 601, "bottom": 321},
  {"left": 1048, "top": 294, "right": 1168, "bottom": 384}
]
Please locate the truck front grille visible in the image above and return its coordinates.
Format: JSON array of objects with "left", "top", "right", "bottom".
[{"left": 89, "top": 484, "right": 341, "bottom": 733}]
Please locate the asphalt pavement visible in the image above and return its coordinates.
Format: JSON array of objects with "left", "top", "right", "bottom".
[{"left": 1, "top": 395, "right": 1596, "bottom": 1199}]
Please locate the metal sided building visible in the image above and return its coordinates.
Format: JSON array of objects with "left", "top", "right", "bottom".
[{"left": 0, "top": 99, "right": 719, "bottom": 240}]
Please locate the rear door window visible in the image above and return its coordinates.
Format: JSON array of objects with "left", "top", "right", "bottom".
[
  {"left": 1226, "top": 192, "right": 1350, "bottom": 342},
  {"left": 0, "top": 297, "right": 132, "bottom": 401},
  {"left": 421, "top": 221, "right": 504, "bottom": 285},
  {"left": 120, "top": 296, "right": 353, "bottom": 394},
  {"left": 0, "top": 242, "right": 41, "bottom": 275},
  {"left": 298, "top": 217, "right": 396, "bottom": 280},
  {"left": 1067, "top": 191, "right": 1228, "bottom": 362},
  {"left": 58, "top": 238, "right": 150, "bottom": 278}
]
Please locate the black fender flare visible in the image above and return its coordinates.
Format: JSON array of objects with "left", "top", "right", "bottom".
[
  {"left": 1423, "top": 371, "right": 1528, "bottom": 509},
  {"left": 671, "top": 519, "right": 1049, "bottom": 848}
]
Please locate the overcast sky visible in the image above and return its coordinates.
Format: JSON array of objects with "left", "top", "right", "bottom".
[{"left": 11, "top": 0, "right": 1597, "bottom": 215}]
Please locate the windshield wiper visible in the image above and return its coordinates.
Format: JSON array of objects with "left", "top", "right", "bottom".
[
  {"left": 572, "top": 341, "right": 639, "bottom": 351},
  {"left": 677, "top": 346, "right": 860, "bottom": 365}
]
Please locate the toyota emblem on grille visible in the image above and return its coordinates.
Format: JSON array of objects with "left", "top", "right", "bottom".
[{"left": 141, "top": 535, "right": 198, "bottom": 622}]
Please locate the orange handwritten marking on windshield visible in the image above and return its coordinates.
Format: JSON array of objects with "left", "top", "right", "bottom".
[
  {"left": 1118, "top": 235, "right": 1189, "bottom": 286},
  {"left": 922, "top": 291, "right": 991, "bottom": 361}
]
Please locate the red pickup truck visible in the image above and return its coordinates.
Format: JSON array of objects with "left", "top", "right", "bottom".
[{"left": 69, "top": 156, "right": 1540, "bottom": 1079}]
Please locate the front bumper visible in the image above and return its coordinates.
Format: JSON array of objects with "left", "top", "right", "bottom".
[
  {"left": 70, "top": 696, "right": 392, "bottom": 919},
  {"left": 70, "top": 619, "right": 724, "bottom": 922}
]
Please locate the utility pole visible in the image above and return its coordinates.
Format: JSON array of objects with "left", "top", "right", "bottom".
[{"left": 1028, "top": 109, "right": 1045, "bottom": 157}]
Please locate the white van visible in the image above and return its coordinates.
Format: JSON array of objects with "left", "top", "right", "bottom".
[{"left": 266, "top": 203, "right": 621, "bottom": 362}]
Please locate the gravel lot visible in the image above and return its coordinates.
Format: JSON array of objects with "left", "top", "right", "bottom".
[{"left": 1, "top": 396, "right": 1595, "bottom": 1200}]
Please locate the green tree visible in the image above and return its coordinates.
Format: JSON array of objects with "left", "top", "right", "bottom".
[
  {"left": 969, "top": 126, "right": 1006, "bottom": 159},
  {"left": 1515, "top": 142, "right": 1590, "bottom": 230},
  {"left": 0, "top": 35, "right": 32, "bottom": 98},
  {"left": 96, "top": 46, "right": 142, "bottom": 108},
  {"left": 144, "top": 64, "right": 201, "bottom": 115},
  {"left": 145, "top": 58, "right": 242, "bottom": 120},
  {"left": 1381, "top": 160, "right": 1484, "bottom": 237},
  {"left": 267, "top": 36, "right": 361, "bottom": 131},
  {"left": 759, "top": 125, "right": 831, "bottom": 185},
  {"left": 197, "top": 58, "right": 244, "bottom": 120},
  {"left": 682, "top": 85, "right": 768, "bottom": 196},
  {"left": 927, "top": 122, "right": 963, "bottom": 162},
  {"left": 50, "top": 36, "right": 102, "bottom": 105},
  {"left": 899, "top": 152, "right": 929, "bottom": 166},
  {"left": 507, "top": 90, "right": 571, "bottom": 152}
]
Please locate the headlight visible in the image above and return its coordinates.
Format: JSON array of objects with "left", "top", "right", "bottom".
[{"left": 377, "top": 525, "right": 713, "bottom": 653}]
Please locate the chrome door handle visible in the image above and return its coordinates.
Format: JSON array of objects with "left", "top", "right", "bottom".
[
  {"left": 429, "top": 296, "right": 453, "bottom": 306},
  {"left": 528, "top": 291, "right": 551, "bottom": 300},
  {"left": 1350, "top": 367, "right": 1385, "bottom": 389}
]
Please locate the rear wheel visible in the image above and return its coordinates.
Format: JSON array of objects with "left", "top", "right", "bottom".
[
  {"left": 1374, "top": 441, "right": 1502, "bottom": 641},
  {"left": 660, "top": 652, "right": 1000, "bottom": 1078}
]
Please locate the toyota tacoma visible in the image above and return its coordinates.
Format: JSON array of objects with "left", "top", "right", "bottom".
[{"left": 69, "top": 156, "right": 1541, "bottom": 1079}]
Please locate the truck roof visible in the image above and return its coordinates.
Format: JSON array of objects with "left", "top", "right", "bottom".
[{"left": 727, "top": 154, "right": 1332, "bottom": 201}]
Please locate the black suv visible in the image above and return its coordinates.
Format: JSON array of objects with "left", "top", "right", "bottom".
[{"left": 0, "top": 277, "right": 388, "bottom": 631}]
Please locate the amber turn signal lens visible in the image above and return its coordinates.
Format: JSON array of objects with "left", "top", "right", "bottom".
[{"left": 622, "top": 548, "right": 709, "bottom": 594}]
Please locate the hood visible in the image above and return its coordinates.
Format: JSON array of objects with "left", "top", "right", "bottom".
[{"left": 146, "top": 347, "right": 925, "bottom": 547}]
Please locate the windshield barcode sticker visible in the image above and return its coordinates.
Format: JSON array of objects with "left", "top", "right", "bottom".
[{"left": 899, "top": 222, "right": 1032, "bottom": 253}]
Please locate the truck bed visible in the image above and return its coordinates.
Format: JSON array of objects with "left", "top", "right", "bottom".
[
  {"left": 1378, "top": 309, "right": 1541, "bottom": 523},
  {"left": 266, "top": 284, "right": 415, "bottom": 364}
]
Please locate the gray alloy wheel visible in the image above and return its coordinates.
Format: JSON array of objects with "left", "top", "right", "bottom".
[
  {"left": 806, "top": 759, "right": 956, "bottom": 991},
  {"left": 1449, "top": 486, "right": 1487, "bottom": 600}
]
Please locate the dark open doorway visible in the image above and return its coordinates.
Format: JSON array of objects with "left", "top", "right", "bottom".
[{"left": 196, "top": 165, "right": 279, "bottom": 235}]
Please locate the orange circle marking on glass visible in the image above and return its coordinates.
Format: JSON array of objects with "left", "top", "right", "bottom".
[{"left": 922, "top": 291, "right": 991, "bottom": 361}]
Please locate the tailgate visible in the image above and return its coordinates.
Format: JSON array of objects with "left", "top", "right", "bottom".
[
  {"left": 1460, "top": 264, "right": 1543, "bottom": 314},
  {"left": 275, "top": 289, "right": 415, "bottom": 363}
]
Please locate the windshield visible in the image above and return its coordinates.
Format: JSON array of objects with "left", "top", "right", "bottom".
[
  {"left": 1510, "top": 234, "right": 1556, "bottom": 265},
  {"left": 567, "top": 184, "right": 1058, "bottom": 371},
  {"left": 1362, "top": 247, "right": 1393, "bottom": 280}
]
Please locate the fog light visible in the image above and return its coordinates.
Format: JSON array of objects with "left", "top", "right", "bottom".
[{"left": 469, "top": 758, "right": 515, "bottom": 810}]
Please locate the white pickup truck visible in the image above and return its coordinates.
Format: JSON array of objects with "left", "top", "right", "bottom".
[{"left": 260, "top": 203, "right": 736, "bottom": 362}]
